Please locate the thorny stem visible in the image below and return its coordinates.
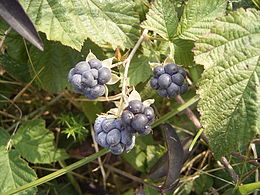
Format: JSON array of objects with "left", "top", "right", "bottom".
[
  {"left": 118, "top": 29, "right": 148, "bottom": 115},
  {"left": 174, "top": 95, "right": 240, "bottom": 184}
]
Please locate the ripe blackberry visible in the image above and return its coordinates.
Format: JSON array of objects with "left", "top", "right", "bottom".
[
  {"left": 150, "top": 63, "right": 188, "bottom": 98},
  {"left": 68, "top": 58, "right": 111, "bottom": 99}
]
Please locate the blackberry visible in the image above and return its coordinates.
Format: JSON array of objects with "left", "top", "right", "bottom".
[
  {"left": 94, "top": 117, "right": 136, "bottom": 155},
  {"left": 68, "top": 58, "right": 111, "bottom": 99},
  {"left": 150, "top": 63, "right": 188, "bottom": 98},
  {"left": 120, "top": 100, "right": 155, "bottom": 136}
]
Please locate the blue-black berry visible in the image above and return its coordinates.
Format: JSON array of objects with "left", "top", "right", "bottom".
[
  {"left": 94, "top": 117, "right": 136, "bottom": 155},
  {"left": 68, "top": 58, "right": 111, "bottom": 99},
  {"left": 150, "top": 63, "right": 188, "bottom": 98},
  {"left": 121, "top": 100, "right": 155, "bottom": 136}
]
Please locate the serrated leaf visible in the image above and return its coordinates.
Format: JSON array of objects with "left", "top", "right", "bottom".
[
  {"left": 0, "top": 149, "right": 37, "bottom": 195},
  {"left": 13, "top": 120, "right": 68, "bottom": 163},
  {"left": 0, "top": 54, "right": 31, "bottom": 83},
  {"left": 194, "top": 9, "right": 260, "bottom": 159},
  {"left": 28, "top": 34, "right": 82, "bottom": 92},
  {"left": 20, "top": 0, "right": 140, "bottom": 50},
  {"left": 177, "top": 0, "right": 227, "bottom": 41},
  {"left": 128, "top": 55, "right": 152, "bottom": 86},
  {"left": 141, "top": 0, "right": 178, "bottom": 41},
  {"left": 172, "top": 39, "right": 195, "bottom": 67}
]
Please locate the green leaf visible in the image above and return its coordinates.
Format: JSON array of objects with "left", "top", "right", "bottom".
[
  {"left": 81, "top": 101, "right": 103, "bottom": 123},
  {"left": 0, "top": 149, "right": 37, "bottom": 195},
  {"left": 122, "top": 145, "right": 146, "bottom": 172},
  {"left": 141, "top": 0, "right": 178, "bottom": 41},
  {"left": 4, "top": 33, "right": 29, "bottom": 64},
  {"left": 146, "top": 145, "right": 166, "bottom": 171},
  {"left": 28, "top": 33, "right": 82, "bottom": 92},
  {"left": 143, "top": 184, "right": 158, "bottom": 195},
  {"left": 239, "top": 181, "right": 260, "bottom": 195},
  {"left": 0, "top": 128, "right": 10, "bottom": 148},
  {"left": 20, "top": 0, "right": 140, "bottom": 50},
  {"left": 13, "top": 120, "right": 68, "bottom": 163},
  {"left": 194, "top": 9, "right": 260, "bottom": 158},
  {"left": 3, "top": 149, "right": 109, "bottom": 195},
  {"left": 172, "top": 39, "right": 195, "bottom": 67},
  {"left": 177, "top": 0, "right": 227, "bottom": 41},
  {"left": 133, "top": 0, "right": 149, "bottom": 21},
  {"left": 194, "top": 174, "right": 213, "bottom": 194},
  {"left": 0, "top": 54, "right": 31, "bottom": 83},
  {"left": 128, "top": 55, "right": 152, "bottom": 86}
]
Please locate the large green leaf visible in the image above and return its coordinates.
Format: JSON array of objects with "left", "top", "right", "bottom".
[
  {"left": 194, "top": 9, "right": 260, "bottom": 158},
  {"left": 172, "top": 39, "right": 195, "bottom": 67},
  {"left": 20, "top": 0, "right": 140, "bottom": 50},
  {"left": 177, "top": 0, "right": 227, "bottom": 41},
  {"left": 0, "top": 128, "right": 10, "bottom": 148},
  {"left": 128, "top": 55, "right": 152, "bottom": 86},
  {"left": 28, "top": 33, "right": 82, "bottom": 92},
  {"left": 141, "top": 0, "right": 178, "bottom": 41},
  {"left": 13, "top": 120, "right": 68, "bottom": 163},
  {"left": 0, "top": 149, "right": 37, "bottom": 195},
  {"left": 0, "top": 54, "right": 31, "bottom": 83}
]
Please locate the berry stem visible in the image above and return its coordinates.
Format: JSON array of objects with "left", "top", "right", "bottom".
[{"left": 118, "top": 29, "right": 148, "bottom": 115}]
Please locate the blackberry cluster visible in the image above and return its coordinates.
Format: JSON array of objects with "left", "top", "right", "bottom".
[
  {"left": 121, "top": 100, "right": 155, "bottom": 136},
  {"left": 68, "top": 59, "right": 111, "bottom": 99},
  {"left": 150, "top": 63, "right": 188, "bottom": 98},
  {"left": 94, "top": 117, "right": 136, "bottom": 155}
]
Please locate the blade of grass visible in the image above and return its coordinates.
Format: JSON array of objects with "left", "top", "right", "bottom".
[
  {"left": 151, "top": 95, "right": 200, "bottom": 128},
  {"left": 2, "top": 149, "right": 109, "bottom": 195},
  {"left": 189, "top": 128, "right": 204, "bottom": 152}
]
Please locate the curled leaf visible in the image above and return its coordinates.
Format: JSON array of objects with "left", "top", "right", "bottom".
[
  {"left": 128, "top": 88, "right": 141, "bottom": 102},
  {"left": 86, "top": 51, "right": 97, "bottom": 61},
  {"left": 143, "top": 99, "right": 155, "bottom": 107},
  {"left": 162, "top": 123, "right": 184, "bottom": 191},
  {"left": 106, "top": 73, "right": 120, "bottom": 85}
]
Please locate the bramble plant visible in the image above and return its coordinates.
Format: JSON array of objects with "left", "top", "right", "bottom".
[{"left": 0, "top": 0, "right": 259, "bottom": 194}]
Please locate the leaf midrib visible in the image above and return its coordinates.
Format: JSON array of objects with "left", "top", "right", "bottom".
[
  {"left": 89, "top": 0, "right": 134, "bottom": 43},
  {"left": 224, "top": 59, "right": 259, "bottom": 134},
  {"left": 5, "top": 151, "right": 17, "bottom": 191},
  {"left": 178, "top": 0, "right": 226, "bottom": 37},
  {"left": 196, "top": 32, "right": 259, "bottom": 67}
]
